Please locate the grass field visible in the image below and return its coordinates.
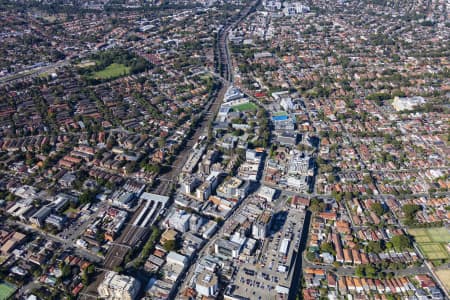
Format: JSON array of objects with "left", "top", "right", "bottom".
[
  {"left": 0, "top": 282, "right": 17, "bottom": 300},
  {"left": 435, "top": 269, "right": 450, "bottom": 292},
  {"left": 409, "top": 227, "right": 450, "bottom": 261},
  {"left": 64, "top": 207, "right": 78, "bottom": 216},
  {"left": 409, "top": 228, "right": 450, "bottom": 243},
  {"left": 232, "top": 102, "right": 258, "bottom": 112},
  {"left": 415, "top": 235, "right": 432, "bottom": 243},
  {"left": 92, "top": 63, "right": 130, "bottom": 79},
  {"left": 426, "top": 227, "right": 450, "bottom": 243},
  {"left": 273, "top": 111, "right": 288, "bottom": 116},
  {"left": 76, "top": 60, "right": 96, "bottom": 68},
  {"left": 419, "top": 243, "right": 449, "bottom": 260},
  {"left": 200, "top": 74, "right": 212, "bottom": 81}
]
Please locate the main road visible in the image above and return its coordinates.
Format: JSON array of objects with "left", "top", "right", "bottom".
[
  {"left": 7, "top": 219, "right": 102, "bottom": 263},
  {"left": 171, "top": 0, "right": 262, "bottom": 297},
  {"left": 217, "top": 0, "right": 260, "bottom": 82},
  {"left": 102, "top": 0, "right": 260, "bottom": 268}
]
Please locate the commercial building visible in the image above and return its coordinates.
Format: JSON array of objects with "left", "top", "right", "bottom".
[
  {"left": 7, "top": 201, "right": 33, "bottom": 221},
  {"left": 287, "top": 175, "right": 309, "bottom": 191},
  {"left": 146, "top": 279, "right": 172, "bottom": 299},
  {"left": 272, "top": 114, "right": 295, "bottom": 131},
  {"left": 98, "top": 271, "right": 140, "bottom": 300},
  {"left": 224, "top": 85, "right": 244, "bottom": 102},
  {"left": 214, "top": 239, "right": 241, "bottom": 259},
  {"left": 164, "top": 210, "right": 191, "bottom": 233},
  {"left": 103, "top": 208, "right": 128, "bottom": 241},
  {"left": 199, "top": 150, "right": 219, "bottom": 174},
  {"left": 263, "top": 0, "right": 282, "bottom": 11},
  {"left": 283, "top": 2, "right": 310, "bottom": 15},
  {"left": 181, "top": 232, "right": 205, "bottom": 257},
  {"left": 0, "top": 231, "right": 26, "bottom": 255},
  {"left": 166, "top": 251, "right": 189, "bottom": 267},
  {"left": 161, "top": 229, "right": 178, "bottom": 245},
  {"left": 45, "top": 214, "right": 66, "bottom": 229},
  {"left": 256, "top": 185, "right": 277, "bottom": 202},
  {"left": 109, "top": 190, "right": 135, "bottom": 210},
  {"left": 252, "top": 211, "right": 272, "bottom": 239},
  {"left": 30, "top": 206, "right": 53, "bottom": 227},
  {"left": 195, "top": 271, "right": 219, "bottom": 297},
  {"left": 392, "top": 96, "right": 426, "bottom": 111},
  {"left": 52, "top": 193, "right": 78, "bottom": 212},
  {"left": 196, "top": 182, "right": 211, "bottom": 201},
  {"left": 276, "top": 131, "right": 299, "bottom": 146},
  {"left": 162, "top": 251, "right": 189, "bottom": 284},
  {"left": 182, "top": 146, "right": 206, "bottom": 174},
  {"left": 179, "top": 176, "right": 201, "bottom": 194},
  {"left": 288, "top": 152, "right": 311, "bottom": 175},
  {"left": 216, "top": 177, "right": 250, "bottom": 200},
  {"left": 206, "top": 171, "right": 220, "bottom": 191},
  {"left": 195, "top": 171, "right": 220, "bottom": 201}
]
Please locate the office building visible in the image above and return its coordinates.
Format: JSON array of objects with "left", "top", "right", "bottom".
[
  {"left": 98, "top": 271, "right": 140, "bottom": 300},
  {"left": 252, "top": 211, "right": 272, "bottom": 239},
  {"left": 195, "top": 271, "right": 219, "bottom": 297}
]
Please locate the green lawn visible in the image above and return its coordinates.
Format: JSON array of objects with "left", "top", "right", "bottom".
[
  {"left": 64, "top": 207, "right": 79, "bottom": 216},
  {"left": 426, "top": 227, "right": 450, "bottom": 243},
  {"left": 92, "top": 63, "right": 130, "bottom": 79},
  {"left": 273, "top": 111, "right": 288, "bottom": 116},
  {"left": 200, "top": 74, "right": 212, "bottom": 81},
  {"left": 409, "top": 228, "right": 450, "bottom": 243},
  {"left": 76, "top": 60, "right": 96, "bottom": 68},
  {"left": 232, "top": 102, "right": 258, "bottom": 112},
  {"left": 0, "top": 256, "right": 7, "bottom": 264},
  {"left": 414, "top": 235, "right": 432, "bottom": 243},
  {"left": 0, "top": 282, "right": 17, "bottom": 300},
  {"left": 419, "top": 243, "right": 449, "bottom": 260},
  {"left": 409, "top": 227, "right": 450, "bottom": 261}
]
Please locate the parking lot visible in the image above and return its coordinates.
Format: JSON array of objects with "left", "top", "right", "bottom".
[{"left": 231, "top": 209, "right": 306, "bottom": 299}]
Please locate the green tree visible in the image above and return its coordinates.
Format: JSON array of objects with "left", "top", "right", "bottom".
[
  {"left": 61, "top": 264, "right": 71, "bottom": 279},
  {"left": 163, "top": 239, "right": 179, "bottom": 252},
  {"left": 365, "top": 265, "right": 378, "bottom": 278},
  {"left": 79, "top": 190, "right": 97, "bottom": 205},
  {"left": 320, "top": 242, "right": 336, "bottom": 255},
  {"left": 355, "top": 265, "right": 365, "bottom": 277},
  {"left": 306, "top": 251, "right": 316, "bottom": 262},
  {"left": 367, "top": 240, "right": 385, "bottom": 254},
  {"left": 371, "top": 202, "right": 385, "bottom": 217},
  {"left": 391, "top": 235, "right": 411, "bottom": 251},
  {"left": 402, "top": 204, "right": 420, "bottom": 219}
]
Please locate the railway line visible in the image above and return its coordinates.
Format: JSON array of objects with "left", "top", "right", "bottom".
[{"left": 103, "top": 0, "right": 260, "bottom": 272}]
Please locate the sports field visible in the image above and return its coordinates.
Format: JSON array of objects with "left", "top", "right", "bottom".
[
  {"left": 435, "top": 269, "right": 450, "bottom": 293},
  {"left": 419, "top": 243, "right": 449, "bottom": 260},
  {"left": 92, "top": 63, "right": 130, "bottom": 79},
  {"left": 232, "top": 102, "right": 258, "bottom": 112},
  {"left": 273, "top": 111, "right": 288, "bottom": 116},
  {"left": 76, "top": 60, "right": 96, "bottom": 68},
  {"left": 409, "top": 227, "right": 450, "bottom": 260},
  {"left": 0, "top": 282, "right": 17, "bottom": 300}
]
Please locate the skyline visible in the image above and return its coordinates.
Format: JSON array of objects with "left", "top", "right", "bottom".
[{"left": 0, "top": 0, "right": 448, "bottom": 300}]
